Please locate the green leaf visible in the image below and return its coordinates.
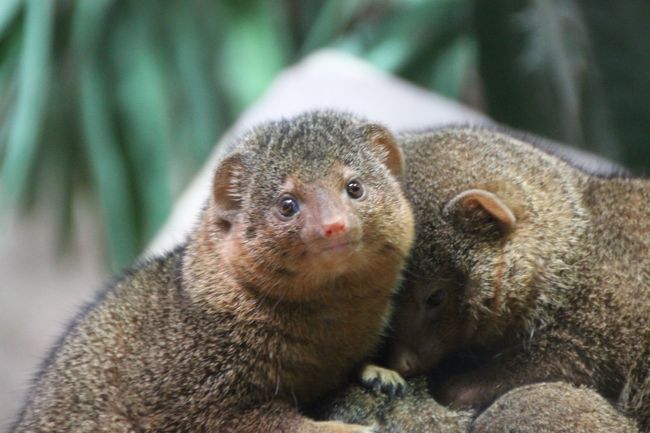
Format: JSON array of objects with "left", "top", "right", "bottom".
[
  {"left": 341, "top": 0, "right": 472, "bottom": 75},
  {"left": 0, "top": 27, "right": 22, "bottom": 146},
  {"left": 218, "top": 1, "right": 291, "bottom": 113},
  {"left": 430, "top": 35, "right": 477, "bottom": 99},
  {"left": 73, "top": 0, "right": 138, "bottom": 269},
  {"left": 111, "top": 4, "right": 173, "bottom": 243},
  {"left": 300, "top": 0, "right": 369, "bottom": 55},
  {"left": 0, "top": 0, "right": 22, "bottom": 39},
  {"left": 165, "top": 1, "right": 221, "bottom": 165},
  {"left": 0, "top": 0, "right": 53, "bottom": 208}
]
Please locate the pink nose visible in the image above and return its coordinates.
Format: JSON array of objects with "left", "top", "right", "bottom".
[
  {"left": 392, "top": 350, "right": 419, "bottom": 378},
  {"left": 323, "top": 221, "right": 347, "bottom": 237}
]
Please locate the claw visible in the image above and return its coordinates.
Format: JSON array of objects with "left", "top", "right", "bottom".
[
  {"left": 371, "top": 377, "right": 382, "bottom": 393},
  {"left": 360, "top": 364, "right": 407, "bottom": 398}
]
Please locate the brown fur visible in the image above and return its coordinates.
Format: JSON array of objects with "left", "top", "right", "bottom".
[
  {"left": 318, "top": 379, "right": 638, "bottom": 433},
  {"left": 472, "top": 382, "right": 639, "bottom": 433},
  {"left": 11, "top": 112, "right": 414, "bottom": 433},
  {"left": 317, "top": 376, "right": 473, "bottom": 433},
  {"left": 387, "top": 127, "right": 650, "bottom": 429}
]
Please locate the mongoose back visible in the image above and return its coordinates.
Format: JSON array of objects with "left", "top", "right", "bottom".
[
  {"left": 472, "top": 382, "right": 640, "bottom": 433},
  {"left": 318, "top": 379, "right": 639, "bottom": 433},
  {"left": 386, "top": 127, "right": 650, "bottom": 427},
  {"left": 11, "top": 111, "right": 414, "bottom": 433}
]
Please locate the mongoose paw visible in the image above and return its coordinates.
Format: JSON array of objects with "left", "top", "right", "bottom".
[
  {"left": 315, "top": 420, "right": 380, "bottom": 433},
  {"left": 360, "top": 364, "right": 407, "bottom": 399}
]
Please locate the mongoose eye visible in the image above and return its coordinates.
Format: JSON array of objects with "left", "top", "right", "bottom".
[
  {"left": 346, "top": 179, "right": 365, "bottom": 199},
  {"left": 425, "top": 288, "right": 447, "bottom": 309},
  {"left": 278, "top": 196, "right": 300, "bottom": 219}
]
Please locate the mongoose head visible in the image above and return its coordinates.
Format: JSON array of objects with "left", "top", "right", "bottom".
[
  {"left": 387, "top": 128, "right": 587, "bottom": 377},
  {"left": 206, "top": 111, "right": 414, "bottom": 301}
]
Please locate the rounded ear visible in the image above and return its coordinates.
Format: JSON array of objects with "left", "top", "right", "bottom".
[
  {"left": 443, "top": 189, "right": 517, "bottom": 233},
  {"left": 212, "top": 153, "right": 246, "bottom": 224},
  {"left": 363, "top": 124, "right": 403, "bottom": 176}
]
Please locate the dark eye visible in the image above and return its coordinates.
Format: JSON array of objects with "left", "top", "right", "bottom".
[
  {"left": 278, "top": 196, "right": 300, "bottom": 218},
  {"left": 425, "top": 288, "right": 447, "bottom": 309},
  {"left": 346, "top": 179, "right": 365, "bottom": 199}
]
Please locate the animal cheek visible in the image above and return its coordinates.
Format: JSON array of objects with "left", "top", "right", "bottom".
[
  {"left": 417, "top": 336, "right": 446, "bottom": 372},
  {"left": 257, "top": 224, "right": 300, "bottom": 255},
  {"left": 345, "top": 213, "right": 363, "bottom": 236}
]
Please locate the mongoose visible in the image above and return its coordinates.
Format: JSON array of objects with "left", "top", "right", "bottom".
[
  {"left": 11, "top": 111, "right": 414, "bottom": 433},
  {"left": 472, "top": 382, "right": 640, "bottom": 433},
  {"left": 385, "top": 127, "right": 650, "bottom": 426},
  {"left": 318, "top": 379, "right": 639, "bottom": 433}
]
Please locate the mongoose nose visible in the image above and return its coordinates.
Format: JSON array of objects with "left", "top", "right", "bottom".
[
  {"left": 323, "top": 221, "right": 348, "bottom": 237},
  {"left": 394, "top": 350, "right": 419, "bottom": 378}
]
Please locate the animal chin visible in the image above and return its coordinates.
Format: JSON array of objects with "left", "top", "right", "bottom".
[
  {"left": 303, "top": 240, "right": 362, "bottom": 272},
  {"left": 310, "top": 239, "right": 361, "bottom": 256}
]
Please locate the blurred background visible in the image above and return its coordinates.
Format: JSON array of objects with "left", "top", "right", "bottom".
[{"left": 1, "top": 0, "right": 649, "bottom": 425}]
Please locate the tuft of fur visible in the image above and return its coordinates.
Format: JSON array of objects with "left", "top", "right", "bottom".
[
  {"left": 11, "top": 111, "right": 414, "bottom": 433},
  {"left": 620, "top": 344, "right": 650, "bottom": 432},
  {"left": 472, "top": 382, "right": 640, "bottom": 433},
  {"left": 386, "top": 127, "right": 650, "bottom": 428}
]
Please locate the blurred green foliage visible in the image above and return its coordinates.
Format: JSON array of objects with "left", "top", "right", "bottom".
[{"left": 0, "top": 0, "right": 649, "bottom": 269}]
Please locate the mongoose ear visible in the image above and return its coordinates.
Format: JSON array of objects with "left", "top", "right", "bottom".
[
  {"left": 212, "top": 153, "right": 246, "bottom": 223},
  {"left": 363, "top": 124, "right": 404, "bottom": 176},
  {"left": 443, "top": 189, "right": 517, "bottom": 233}
]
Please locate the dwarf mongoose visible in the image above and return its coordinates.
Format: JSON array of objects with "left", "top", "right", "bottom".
[
  {"left": 11, "top": 112, "right": 414, "bottom": 433},
  {"left": 386, "top": 127, "right": 649, "bottom": 429}
]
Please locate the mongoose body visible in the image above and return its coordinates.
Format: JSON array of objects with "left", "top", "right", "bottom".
[
  {"left": 386, "top": 127, "right": 650, "bottom": 427},
  {"left": 472, "top": 382, "right": 640, "bottom": 433},
  {"left": 12, "top": 112, "right": 414, "bottom": 433},
  {"left": 319, "top": 379, "right": 638, "bottom": 433}
]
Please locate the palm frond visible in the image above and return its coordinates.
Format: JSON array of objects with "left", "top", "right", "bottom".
[
  {"left": 0, "top": 0, "right": 22, "bottom": 39},
  {"left": 73, "top": 0, "right": 139, "bottom": 269},
  {"left": 1, "top": 0, "right": 53, "bottom": 207}
]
